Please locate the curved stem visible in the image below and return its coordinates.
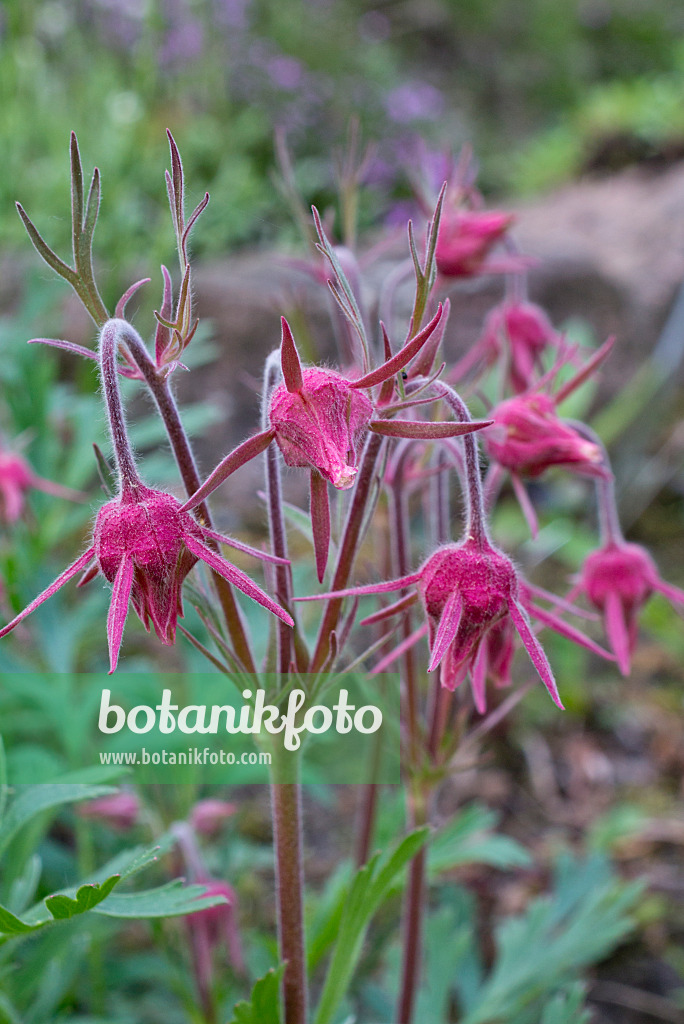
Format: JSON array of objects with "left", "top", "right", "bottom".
[
  {"left": 569, "top": 420, "right": 623, "bottom": 545},
  {"left": 429, "top": 380, "right": 489, "bottom": 548},
  {"left": 108, "top": 319, "right": 256, "bottom": 671},
  {"left": 98, "top": 320, "right": 144, "bottom": 497}
]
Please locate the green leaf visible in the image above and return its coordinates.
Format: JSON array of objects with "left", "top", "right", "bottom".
[
  {"left": 313, "top": 828, "right": 429, "bottom": 1024},
  {"left": 228, "top": 966, "right": 285, "bottom": 1024},
  {"left": 0, "top": 903, "right": 38, "bottom": 935},
  {"left": 428, "top": 804, "right": 532, "bottom": 875},
  {"left": 0, "top": 784, "right": 117, "bottom": 859},
  {"left": 45, "top": 875, "right": 120, "bottom": 920},
  {"left": 0, "top": 737, "right": 7, "bottom": 824},
  {"left": 540, "top": 983, "right": 592, "bottom": 1024},
  {"left": 93, "top": 880, "right": 227, "bottom": 919},
  {"left": 458, "top": 852, "right": 643, "bottom": 1024}
]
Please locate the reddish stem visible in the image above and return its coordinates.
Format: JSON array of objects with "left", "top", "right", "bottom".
[
  {"left": 310, "top": 433, "right": 385, "bottom": 672},
  {"left": 114, "top": 319, "right": 256, "bottom": 671}
]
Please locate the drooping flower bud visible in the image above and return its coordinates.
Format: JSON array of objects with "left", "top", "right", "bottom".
[
  {"left": 486, "top": 393, "right": 605, "bottom": 478},
  {"left": 77, "top": 791, "right": 140, "bottom": 830},
  {"left": 435, "top": 207, "right": 516, "bottom": 278},
  {"left": 190, "top": 798, "right": 238, "bottom": 836},
  {"left": 0, "top": 483, "right": 293, "bottom": 673},
  {"left": 269, "top": 367, "right": 373, "bottom": 490},
  {"left": 0, "top": 446, "right": 82, "bottom": 524},
  {"left": 577, "top": 540, "right": 684, "bottom": 675},
  {"left": 417, "top": 538, "right": 562, "bottom": 709},
  {"left": 481, "top": 300, "right": 560, "bottom": 393}
]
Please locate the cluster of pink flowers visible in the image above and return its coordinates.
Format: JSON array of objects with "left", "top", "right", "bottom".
[{"left": 1, "top": 131, "right": 681, "bottom": 720}]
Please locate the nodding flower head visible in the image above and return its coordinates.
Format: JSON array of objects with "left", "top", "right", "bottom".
[
  {"left": 269, "top": 367, "right": 373, "bottom": 489},
  {"left": 435, "top": 207, "right": 517, "bottom": 278},
  {"left": 77, "top": 791, "right": 140, "bottom": 830},
  {"left": 481, "top": 300, "right": 560, "bottom": 393},
  {"left": 577, "top": 540, "right": 684, "bottom": 675},
  {"left": 486, "top": 392, "right": 605, "bottom": 479},
  {"left": 94, "top": 487, "right": 202, "bottom": 646},
  {"left": 0, "top": 484, "right": 293, "bottom": 673},
  {"left": 300, "top": 536, "right": 566, "bottom": 713},
  {"left": 263, "top": 312, "right": 490, "bottom": 582}
]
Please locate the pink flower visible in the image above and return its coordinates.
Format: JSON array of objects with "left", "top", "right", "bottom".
[
  {"left": 187, "top": 878, "right": 245, "bottom": 978},
  {"left": 452, "top": 300, "right": 560, "bottom": 392},
  {"left": 435, "top": 207, "right": 519, "bottom": 278},
  {"left": 575, "top": 540, "right": 684, "bottom": 675},
  {"left": 259, "top": 311, "right": 491, "bottom": 581},
  {"left": 484, "top": 338, "right": 615, "bottom": 537},
  {"left": 77, "top": 791, "right": 140, "bottom": 830},
  {"left": 416, "top": 539, "right": 563, "bottom": 709},
  {"left": 0, "top": 484, "right": 293, "bottom": 673},
  {"left": 0, "top": 447, "right": 82, "bottom": 524},
  {"left": 299, "top": 540, "right": 613, "bottom": 712},
  {"left": 190, "top": 799, "right": 238, "bottom": 836},
  {"left": 270, "top": 365, "right": 373, "bottom": 489},
  {"left": 298, "top": 537, "right": 568, "bottom": 712},
  {"left": 486, "top": 392, "right": 605, "bottom": 479}
]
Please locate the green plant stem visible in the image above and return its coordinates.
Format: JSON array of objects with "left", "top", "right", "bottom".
[
  {"left": 271, "top": 757, "right": 308, "bottom": 1024},
  {"left": 397, "top": 782, "right": 428, "bottom": 1024},
  {"left": 118, "top": 320, "right": 256, "bottom": 671}
]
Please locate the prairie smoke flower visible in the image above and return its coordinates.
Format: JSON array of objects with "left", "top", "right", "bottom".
[
  {"left": 435, "top": 206, "right": 522, "bottom": 278},
  {"left": 173, "top": 820, "right": 245, "bottom": 994},
  {"left": 484, "top": 338, "right": 615, "bottom": 536},
  {"left": 77, "top": 791, "right": 140, "bottom": 830},
  {"left": 190, "top": 798, "right": 238, "bottom": 836},
  {"left": 187, "top": 878, "right": 244, "bottom": 973},
  {"left": 453, "top": 300, "right": 560, "bottom": 392},
  {"left": 486, "top": 392, "right": 605, "bottom": 479},
  {"left": 298, "top": 537, "right": 571, "bottom": 712},
  {"left": 0, "top": 320, "right": 293, "bottom": 672},
  {"left": 0, "top": 446, "right": 82, "bottom": 524},
  {"left": 299, "top": 538, "right": 613, "bottom": 712},
  {"left": 574, "top": 540, "right": 684, "bottom": 675},
  {"left": 0, "top": 483, "right": 292, "bottom": 673},
  {"left": 181, "top": 308, "right": 488, "bottom": 583}
]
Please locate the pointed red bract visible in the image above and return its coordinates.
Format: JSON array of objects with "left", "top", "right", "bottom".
[
  {"left": 310, "top": 469, "right": 331, "bottom": 583},
  {"left": 280, "top": 316, "right": 304, "bottom": 393}
]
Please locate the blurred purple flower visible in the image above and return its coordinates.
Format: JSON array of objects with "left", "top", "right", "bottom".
[
  {"left": 267, "top": 55, "right": 303, "bottom": 90},
  {"left": 385, "top": 82, "right": 445, "bottom": 124}
]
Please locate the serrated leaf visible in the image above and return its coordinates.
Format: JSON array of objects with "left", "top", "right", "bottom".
[
  {"left": 0, "top": 903, "right": 39, "bottom": 935},
  {"left": 0, "top": 784, "right": 117, "bottom": 859},
  {"left": 93, "top": 880, "right": 227, "bottom": 919},
  {"left": 45, "top": 875, "right": 120, "bottom": 920},
  {"left": 228, "top": 965, "right": 285, "bottom": 1024}
]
